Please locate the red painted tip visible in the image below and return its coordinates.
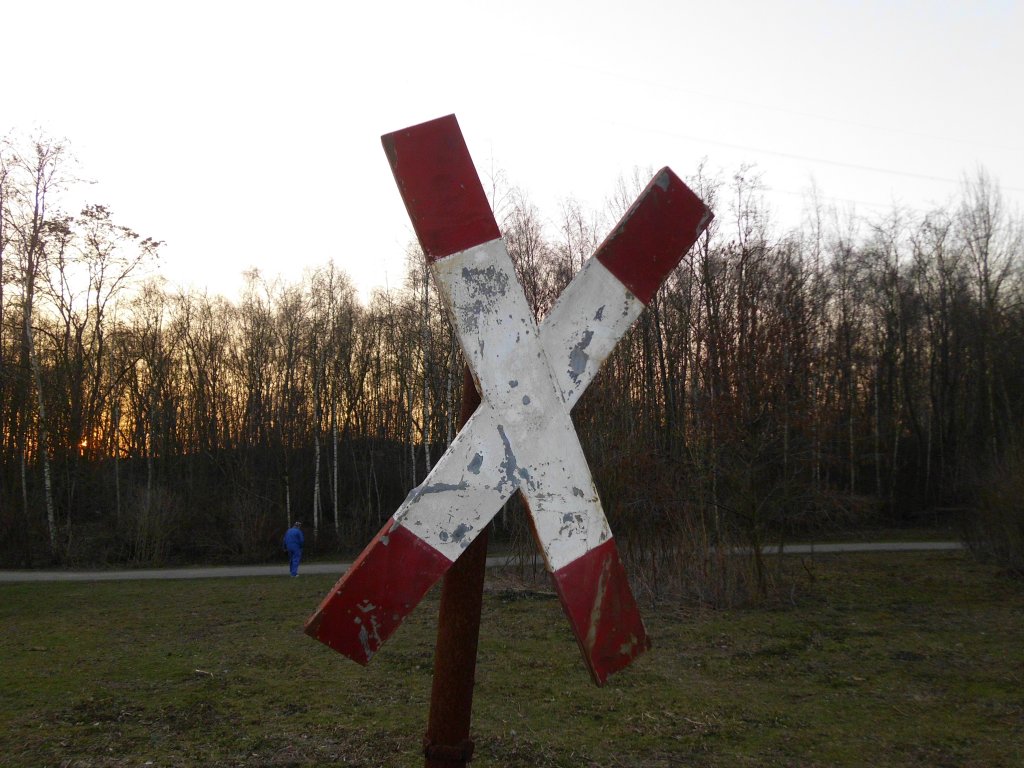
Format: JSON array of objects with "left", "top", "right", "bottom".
[
  {"left": 382, "top": 114, "right": 501, "bottom": 261},
  {"left": 551, "top": 539, "right": 651, "bottom": 686},
  {"left": 305, "top": 519, "right": 451, "bottom": 664},
  {"left": 595, "top": 167, "right": 713, "bottom": 305}
]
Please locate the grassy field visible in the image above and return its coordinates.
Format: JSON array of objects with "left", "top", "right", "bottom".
[{"left": 1, "top": 551, "right": 1021, "bottom": 767}]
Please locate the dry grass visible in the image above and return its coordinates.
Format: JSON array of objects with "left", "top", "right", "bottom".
[{"left": 1, "top": 550, "right": 1022, "bottom": 767}]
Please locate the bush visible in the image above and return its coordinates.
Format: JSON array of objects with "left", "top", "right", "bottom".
[{"left": 964, "top": 447, "right": 1024, "bottom": 577}]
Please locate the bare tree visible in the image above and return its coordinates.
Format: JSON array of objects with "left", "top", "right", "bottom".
[{"left": 4, "top": 136, "right": 70, "bottom": 558}]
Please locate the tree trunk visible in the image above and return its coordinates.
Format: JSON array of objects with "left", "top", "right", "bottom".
[
  {"left": 422, "top": 264, "right": 433, "bottom": 473},
  {"left": 312, "top": 368, "right": 322, "bottom": 539},
  {"left": 332, "top": 409, "right": 339, "bottom": 535},
  {"left": 25, "top": 311, "right": 57, "bottom": 557}
]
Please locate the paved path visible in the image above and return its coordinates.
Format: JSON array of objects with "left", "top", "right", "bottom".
[
  {"left": 759, "top": 541, "right": 963, "bottom": 555},
  {"left": 0, "top": 542, "right": 964, "bottom": 583},
  {"left": 0, "top": 555, "right": 522, "bottom": 582}
]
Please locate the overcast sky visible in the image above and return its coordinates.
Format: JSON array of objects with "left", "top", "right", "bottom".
[{"left": 6, "top": 0, "right": 1022, "bottom": 302}]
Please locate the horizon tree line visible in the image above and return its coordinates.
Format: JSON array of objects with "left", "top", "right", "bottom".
[{"left": 2, "top": 131, "right": 1022, "bottom": 588}]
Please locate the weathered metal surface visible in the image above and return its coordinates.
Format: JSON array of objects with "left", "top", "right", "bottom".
[
  {"left": 541, "top": 257, "right": 645, "bottom": 409},
  {"left": 594, "top": 168, "right": 713, "bottom": 305},
  {"left": 542, "top": 167, "right": 713, "bottom": 406},
  {"left": 552, "top": 538, "right": 650, "bottom": 685},
  {"left": 306, "top": 113, "right": 713, "bottom": 685},
  {"left": 381, "top": 114, "right": 500, "bottom": 260},
  {"left": 304, "top": 518, "right": 450, "bottom": 664},
  {"left": 430, "top": 238, "right": 612, "bottom": 562}
]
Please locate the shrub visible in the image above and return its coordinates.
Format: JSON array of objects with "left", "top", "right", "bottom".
[{"left": 964, "top": 447, "right": 1024, "bottom": 577}]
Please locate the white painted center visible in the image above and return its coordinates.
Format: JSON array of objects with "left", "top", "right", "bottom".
[{"left": 392, "top": 239, "right": 642, "bottom": 571}]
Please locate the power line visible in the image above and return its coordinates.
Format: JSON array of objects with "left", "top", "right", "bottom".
[
  {"left": 667, "top": 86, "right": 1024, "bottom": 155},
  {"left": 585, "top": 64, "right": 1024, "bottom": 155},
  {"left": 606, "top": 120, "right": 1024, "bottom": 194}
]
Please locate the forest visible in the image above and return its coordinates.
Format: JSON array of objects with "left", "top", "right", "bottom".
[{"left": 2, "top": 132, "right": 1022, "bottom": 596}]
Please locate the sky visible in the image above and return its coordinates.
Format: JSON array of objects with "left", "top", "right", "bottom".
[{"left": 6, "top": 0, "right": 1023, "bottom": 303}]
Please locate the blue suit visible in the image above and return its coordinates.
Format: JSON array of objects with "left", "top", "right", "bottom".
[{"left": 283, "top": 525, "right": 305, "bottom": 576}]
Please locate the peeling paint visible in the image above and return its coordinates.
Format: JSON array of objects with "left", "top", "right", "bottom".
[
  {"left": 454, "top": 264, "right": 511, "bottom": 335},
  {"left": 508, "top": 379, "right": 518, "bottom": 388},
  {"left": 521, "top": 395, "right": 531, "bottom": 405},
  {"left": 572, "top": 486, "right": 585, "bottom": 498},
  {"left": 568, "top": 330, "right": 594, "bottom": 383},
  {"left": 585, "top": 554, "right": 613, "bottom": 653},
  {"left": 451, "top": 522, "right": 473, "bottom": 546},
  {"left": 495, "top": 424, "right": 519, "bottom": 494},
  {"left": 594, "top": 305, "right": 605, "bottom": 321},
  {"left": 461, "top": 264, "right": 509, "bottom": 298},
  {"left": 467, "top": 452, "right": 484, "bottom": 474},
  {"left": 352, "top": 612, "right": 384, "bottom": 663},
  {"left": 412, "top": 480, "right": 469, "bottom": 503},
  {"left": 357, "top": 620, "right": 373, "bottom": 661},
  {"left": 619, "top": 634, "right": 639, "bottom": 655}
]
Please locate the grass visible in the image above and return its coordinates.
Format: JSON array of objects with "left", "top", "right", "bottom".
[{"left": 1, "top": 551, "right": 1022, "bottom": 767}]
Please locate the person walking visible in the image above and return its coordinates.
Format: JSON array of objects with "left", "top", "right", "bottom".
[{"left": 283, "top": 521, "right": 304, "bottom": 577}]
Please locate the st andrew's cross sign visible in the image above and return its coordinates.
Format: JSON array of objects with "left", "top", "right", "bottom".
[{"left": 305, "top": 114, "right": 712, "bottom": 685}]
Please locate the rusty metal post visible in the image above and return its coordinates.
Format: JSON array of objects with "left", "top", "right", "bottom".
[{"left": 423, "top": 365, "right": 484, "bottom": 767}]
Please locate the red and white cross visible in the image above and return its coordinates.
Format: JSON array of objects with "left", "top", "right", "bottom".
[{"left": 305, "top": 115, "right": 712, "bottom": 685}]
